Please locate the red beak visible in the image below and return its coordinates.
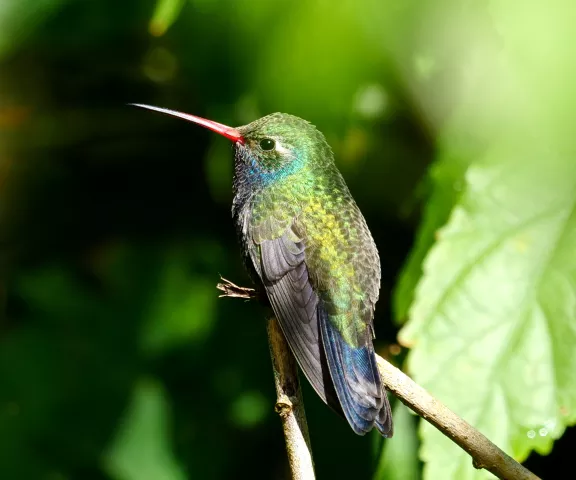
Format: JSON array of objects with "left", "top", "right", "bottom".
[{"left": 130, "top": 104, "right": 244, "bottom": 144}]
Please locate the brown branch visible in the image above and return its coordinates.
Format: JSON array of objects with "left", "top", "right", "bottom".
[
  {"left": 217, "top": 278, "right": 540, "bottom": 480},
  {"left": 376, "top": 358, "right": 540, "bottom": 480},
  {"left": 218, "top": 278, "right": 315, "bottom": 479},
  {"left": 267, "top": 316, "right": 315, "bottom": 480}
]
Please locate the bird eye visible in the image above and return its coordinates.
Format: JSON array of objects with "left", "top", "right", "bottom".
[{"left": 259, "top": 138, "right": 276, "bottom": 151}]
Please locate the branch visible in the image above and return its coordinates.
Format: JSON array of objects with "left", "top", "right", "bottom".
[
  {"left": 376, "top": 357, "right": 540, "bottom": 480},
  {"left": 267, "top": 316, "right": 315, "bottom": 480},
  {"left": 218, "top": 278, "right": 315, "bottom": 479},
  {"left": 217, "top": 278, "right": 540, "bottom": 480}
]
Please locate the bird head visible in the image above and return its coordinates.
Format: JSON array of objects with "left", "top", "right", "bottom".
[{"left": 131, "top": 104, "right": 332, "bottom": 186}]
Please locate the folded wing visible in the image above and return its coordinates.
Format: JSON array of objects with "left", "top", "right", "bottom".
[{"left": 253, "top": 227, "right": 392, "bottom": 436}]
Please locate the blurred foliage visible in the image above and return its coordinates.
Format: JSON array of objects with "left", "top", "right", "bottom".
[
  {"left": 395, "top": 0, "right": 576, "bottom": 477},
  {"left": 104, "top": 378, "right": 187, "bottom": 480},
  {"left": 0, "top": 0, "right": 574, "bottom": 479},
  {"left": 374, "top": 402, "right": 420, "bottom": 480},
  {"left": 149, "top": 0, "right": 186, "bottom": 37}
]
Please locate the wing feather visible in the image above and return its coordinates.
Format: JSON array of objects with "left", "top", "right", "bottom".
[
  {"left": 251, "top": 223, "right": 392, "bottom": 436},
  {"left": 257, "top": 232, "right": 337, "bottom": 404}
]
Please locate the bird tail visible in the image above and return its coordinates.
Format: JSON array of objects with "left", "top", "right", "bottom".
[{"left": 319, "top": 307, "right": 393, "bottom": 437}]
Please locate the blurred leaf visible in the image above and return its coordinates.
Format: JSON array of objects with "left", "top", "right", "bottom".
[
  {"left": 228, "top": 390, "right": 268, "bottom": 429},
  {"left": 374, "top": 402, "right": 420, "bottom": 480},
  {"left": 248, "top": 1, "right": 393, "bottom": 125},
  {"left": 400, "top": 156, "right": 576, "bottom": 479},
  {"left": 141, "top": 245, "right": 219, "bottom": 355},
  {"left": 0, "top": 0, "right": 64, "bottom": 60},
  {"left": 104, "top": 378, "right": 186, "bottom": 480},
  {"left": 0, "top": 253, "right": 147, "bottom": 478},
  {"left": 393, "top": 153, "right": 470, "bottom": 324},
  {"left": 149, "top": 0, "right": 186, "bottom": 36}
]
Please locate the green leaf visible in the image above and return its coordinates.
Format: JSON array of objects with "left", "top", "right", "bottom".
[
  {"left": 373, "top": 402, "right": 420, "bottom": 480},
  {"left": 149, "top": 0, "right": 186, "bottom": 36},
  {"left": 400, "top": 155, "right": 576, "bottom": 479},
  {"left": 393, "top": 153, "right": 470, "bottom": 324},
  {"left": 104, "top": 378, "right": 187, "bottom": 480}
]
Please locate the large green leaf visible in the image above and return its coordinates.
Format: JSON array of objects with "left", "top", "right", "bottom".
[{"left": 400, "top": 155, "right": 576, "bottom": 479}]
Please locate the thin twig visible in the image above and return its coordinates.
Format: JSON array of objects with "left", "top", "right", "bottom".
[
  {"left": 217, "top": 278, "right": 540, "bottom": 480},
  {"left": 267, "top": 316, "right": 315, "bottom": 480},
  {"left": 217, "top": 278, "right": 315, "bottom": 479}
]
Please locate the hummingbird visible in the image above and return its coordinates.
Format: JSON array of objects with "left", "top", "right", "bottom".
[{"left": 131, "top": 104, "right": 393, "bottom": 437}]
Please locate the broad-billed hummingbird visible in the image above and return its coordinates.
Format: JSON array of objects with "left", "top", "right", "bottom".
[{"left": 132, "top": 104, "right": 393, "bottom": 437}]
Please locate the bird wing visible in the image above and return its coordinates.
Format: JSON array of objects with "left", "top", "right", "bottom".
[
  {"left": 249, "top": 219, "right": 392, "bottom": 436},
  {"left": 250, "top": 225, "right": 339, "bottom": 409}
]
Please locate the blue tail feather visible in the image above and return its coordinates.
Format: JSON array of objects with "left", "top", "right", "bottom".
[{"left": 319, "top": 307, "right": 393, "bottom": 437}]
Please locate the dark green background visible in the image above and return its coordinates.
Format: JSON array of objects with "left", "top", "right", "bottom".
[{"left": 0, "top": 0, "right": 571, "bottom": 478}]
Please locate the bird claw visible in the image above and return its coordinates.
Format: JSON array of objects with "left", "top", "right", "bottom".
[{"left": 217, "top": 276, "right": 257, "bottom": 300}]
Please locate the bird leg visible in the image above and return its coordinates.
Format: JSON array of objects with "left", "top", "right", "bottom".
[{"left": 216, "top": 277, "right": 258, "bottom": 299}]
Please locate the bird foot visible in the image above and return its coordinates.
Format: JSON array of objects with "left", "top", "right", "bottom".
[{"left": 217, "top": 277, "right": 258, "bottom": 300}]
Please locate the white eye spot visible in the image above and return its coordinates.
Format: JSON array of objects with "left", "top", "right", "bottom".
[
  {"left": 274, "top": 141, "right": 297, "bottom": 161},
  {"left": 274, "top": 141, "right": 290, "bottom": 155}
]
